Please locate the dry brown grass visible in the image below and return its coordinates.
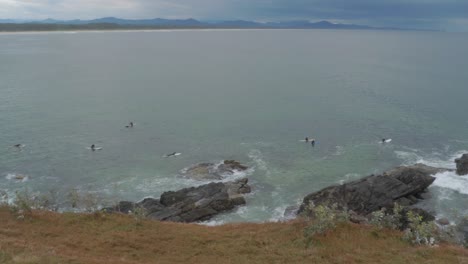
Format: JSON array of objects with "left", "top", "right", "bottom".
[{"left": 0, "top": 206, "right": 467, "bottom": 264}]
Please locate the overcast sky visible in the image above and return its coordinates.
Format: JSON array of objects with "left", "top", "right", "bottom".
[{"left": 1, "top": 0, "right": 467, "bottom": 31}]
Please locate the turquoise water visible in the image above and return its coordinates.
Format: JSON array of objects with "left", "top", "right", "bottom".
[{"left": 1, "top": 29, "right": 468, "bottom": 223}]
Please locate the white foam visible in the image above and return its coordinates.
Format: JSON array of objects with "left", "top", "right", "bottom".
[
  {"left": 0, "top": 189, "right": 14, "bottom": 204},
  {"left": 5, "top": 173, "right": 29, "bottom": 182},
  {"left": 201, "top": 219, "right": 226, "bottom": 226},
  {"left": 395, "top": 149, "right": 467, "bottom": 169},
  {"left": 332, "top": 146, "right": 345, "bottom": 156},
  {"left": 432, "top": 171, "right": 468, "bottom": 195},
  {"left": 248, "top": 149, "right": 268, "bottom": 171},
  {"left": 338, "top": 173, "right": 361, "bottom": 185},
  {"left": 269, "top": 205, "right": 291, "bottom": 222},
  {"left": 179, "top": 160, "right": 254, "bottom": 183}
]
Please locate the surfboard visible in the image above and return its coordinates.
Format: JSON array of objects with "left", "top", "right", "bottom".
[
  {"left": 87, "top": 147, "right": 103, "bottom": 150},
  {"left": 164, "top": 153, "right": 181, "bottom": 158},
  {"left": 379, "top": 139, "right": 392, "bottom": 143}
]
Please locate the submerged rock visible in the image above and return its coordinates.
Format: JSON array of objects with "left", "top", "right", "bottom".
[
  {"left": 455, "top": 154, "right": 468, "bottom": 176},
  {"left": 180, "top": 160, "right": 249, "bottom": 181},
  {"left": 106, "top": 178, "right": 251, "bottom": 223},
  {"left": 436, "top": 218, "right": 450, "bottom": 226},
  {"left": 298, "top": 164, "right": 442, "bottom": 217}
]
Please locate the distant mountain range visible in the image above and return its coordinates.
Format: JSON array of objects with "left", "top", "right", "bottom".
[{"left": 0, "top": 17, "right": 412, "bottom": 31}]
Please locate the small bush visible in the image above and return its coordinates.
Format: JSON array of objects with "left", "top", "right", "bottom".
[
  {"left": 10, "top": 189, "right": 37, "bottom": 220},
  {"left": 369, "top": 203, "right": 404, "bottom": 230},
  {"left": 67, "top": 189, "right": 80, "bottom": 209},
  {"left": 131, "top": 207, "right": 147, "bottom": 227},
  {"left": 36, "top": 190, "right": 59, "bottom": 212},
  {"left": 0, "top": 190, "right": 9, "bottom": 206},
  {"left": 303, "top": 203, "right": 350, "bottom": 247},
  {"left": 66, "top": 189, "right": 100, "bottom": 212},
  {"left": 403, "top": 210, "right": 438, "bottom": 246}
]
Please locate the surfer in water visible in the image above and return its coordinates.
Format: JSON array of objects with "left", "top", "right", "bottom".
[
  {"left": 13, "top": 144, "right": 22, "bottom": 148},
  {"left": 165, "top": 152, "right": 178, "bottom": 158},
  {"left": 91, "top": 144, "right": 96, "bottom": 151},
  {"left": 305, "top": 137, "right": 309, "bottom": 142},
  {"left": 382, "top": 138, "right": 386, "bottom": 143},
  {"left": 311, "top": 139, "right": 316, "bottom": 147},
  {"left": 125, "top": 122, "right": 134, "bottom": 128}
]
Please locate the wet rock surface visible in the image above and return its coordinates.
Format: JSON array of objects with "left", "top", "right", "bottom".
[
  {"left": 298, "top": 164, "right": 441, "bottom": 217},
  {"left": 180, "top": 160, "right": 249, "bottom": 181},
  {"left": 455, "top": 154, "right": 468, "bottom": 176},
  {"left": 106, "top": 178, "right": 251, "bottom": 223}
]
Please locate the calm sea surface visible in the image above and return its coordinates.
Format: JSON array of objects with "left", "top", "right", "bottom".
[{"left": 1, "top": 29, "right": 468, "bottom": 223}]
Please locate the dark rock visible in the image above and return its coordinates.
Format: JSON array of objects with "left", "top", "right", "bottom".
[
  {"left": 114, "top": 201, "right": 136, "bottom": 213},
  {"left": 180, "top": 160, "right": 249, "bottom": 181},
  {"left": 225, "top": 177, "right": 251, "bottom": 195},
  {"left": 284, "top": 205, "right": 300, "bottom": 219},
  {"left": 298, "top": 164, "right": 439, "bottom": 217},
  {"left": 349, "top": 211, "right": 369, "bottom": 225},
  {"left": 436, "top": 218, "right": 450, "bottom": 226},
  {"left": 455, "top": 154, "right": 468, "bottom": 176},
  {"left": 219, "top": 160, "right": 248, "bottom": 172},
  {"left": 394, "top": 197, "right": 413, "bottom": 207},
  {"left": 138, "top": 198, "right": 164, "bottom": 212},
  {"left": 456, "top": 217, "right": 468, "bottom": 245},
  {"left": 110, "top": 178, "right": 251, "bottom": 223}
]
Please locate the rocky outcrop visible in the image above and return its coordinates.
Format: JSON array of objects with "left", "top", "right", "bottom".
[
  {"left": 180, "top": 160, "right": 249, "bottom": 181},
  {"left": 106, "top": 178, "right": 251, "bottom": 223},
  {"left": 298, "top": 164, "right": 441, "bottom": 217},
  {"left": 457, "top": 218, "right": 468, "bottom": 244},
  {"left": 455, "top": 154, "right": 468, "bottom": 176}
]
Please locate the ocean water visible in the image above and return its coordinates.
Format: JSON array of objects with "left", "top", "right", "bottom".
[{"left": 1, "top": 29, "right": 468, "bottom": 224}]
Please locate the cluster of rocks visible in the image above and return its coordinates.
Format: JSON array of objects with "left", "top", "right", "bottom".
[
  {"left": 180, "top": 160, "right": 249, "bottom": 181},
  {"left": 106, "top": 177, "right": 251, "bottom": 223},
  {"left": 105, "top": 153, "right": 468, "bottom": 229},
  {"left": 294, "top": 164, "right": 442, "bottom": 227}
]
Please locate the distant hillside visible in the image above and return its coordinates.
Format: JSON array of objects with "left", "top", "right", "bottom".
[{"left": 0, "top": 17, "right": 413, "bottom": 31}]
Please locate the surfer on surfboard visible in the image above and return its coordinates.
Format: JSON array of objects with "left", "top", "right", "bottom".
[
  {"left": 164, "top": 152, "right": 181, "bottom": 158},
  {"left": 90, "top": 144, "right": 96, "bottom": 151}
]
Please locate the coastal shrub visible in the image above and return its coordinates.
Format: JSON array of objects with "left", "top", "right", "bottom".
[
  {"left": 36, "top": 189, "right": 59, "bottom": 212},
  {"left": 81, "top": 192, "right": 100, "bottom": 212},
  {"left": 403, "top": 210, "right": 438, "bottom": 246},
  {"left": 66, "top": 189, "right": 100, "bottom": 212},
  {"left": 0, "top": 190, "right": 9, "bottom": 206},
  {"left": 67, "top": 189, "right": 80, "bottom": 209},
  {"left": 131, "top": 207, "right": 147, "bottom": 226},
  {"left": 11, "top": 189, "right": 36, "bottom": 219},
  {"left": 303, "top": 203, "right": 350, "bottom": 247},
  {"left": 369, "top": 203, "right": 404, "bottom": 230},
  {"left": 437, "top": 224, "right": 459, "bottom": 245}
]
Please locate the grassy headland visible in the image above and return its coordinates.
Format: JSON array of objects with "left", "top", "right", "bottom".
[{"left": 0, "top": 206, "right": 467, "bottom": 264}]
